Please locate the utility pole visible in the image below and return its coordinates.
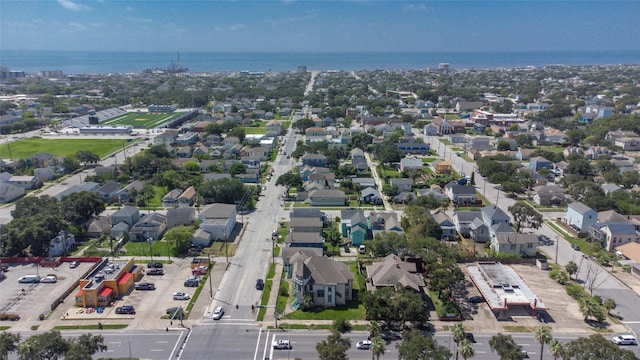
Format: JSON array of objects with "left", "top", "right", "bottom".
[{"left": 555, "top": 235, "right": 559, "bottom": 264}]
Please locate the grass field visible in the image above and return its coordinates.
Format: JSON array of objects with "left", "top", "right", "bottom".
[
  {"left": 0, "top": 138, "right": 134, "bottom": 159},
  {"left": 100, "top": 112, "right": 182, "bottom": 129}
]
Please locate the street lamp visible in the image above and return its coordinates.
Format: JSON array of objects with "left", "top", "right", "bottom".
[
  {"left": 208, "top": 252, "right": 213, "bottom": 298},
  {"left": 147, "top": 237, "right": 153, "bottom": 262},
  {"left": 555, "top": 235, "right": 559, "bottom": 264}
]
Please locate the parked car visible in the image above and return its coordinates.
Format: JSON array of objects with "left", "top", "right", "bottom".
[
  {"left": 69, "top": 260, "right": 80, "bottom": 268},
  {"left": 256, "top": 279, "right": 264, "bottom": 290},
  {"left": 172, "top": 292, "right": 190, "bottom": 300},
  {"left": 191, "top": 266, "right": 208, "bottom": 275},
  {"left": 184, "top": 276, "right": 200, "bottom": 287},
  {"left": 18, "top": 275, "right": 40, "bottom": 283},
  {"left": 359, "top": 245, "right": 366, "bottom": 254},
  {"left": 612, "top": 335, "right": 637, "bottom": 345},
  {"left": 454, "top": 333, "right": 475, "bottom": 343},
  {"left": 147, "top": 268, "right": 164, "bottom": 275},
  {"left": 468, "top": 295, "right": 485, "bottom": 303},
  {"left": 166, "top": 307, "right": 183, "bottom": 316},
  {"left": 571, "top": 244, "right": 580, "bottom": 250},
  {"left": 272, "top": 340, "right": 291, "bottom": 350},
  {"left": 356, "top": 340, "right": 371, "bottom": 350},
  {"left": 115, "top": 305, "right": 135, "bottom": 315},
  {"left": 147, "top": 262, "right": 163, "bottom": 269},
  {"left": 212, "top": 306, "right": 224, "bottom": 320},
  {"left": 135, "top": 282, "right": 155, "bottom": 290},
  {"left": 41, "top": 276, "right": 57, "bottom": 283}
]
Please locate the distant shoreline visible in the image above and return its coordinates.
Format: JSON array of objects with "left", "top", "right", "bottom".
[{"left": 2, "top": 49, "right": 639, "bottom": 75}]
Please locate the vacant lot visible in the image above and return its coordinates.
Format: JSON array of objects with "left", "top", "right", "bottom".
[{"left": 0, "top": 138, "right": 133, "bottom": 159}]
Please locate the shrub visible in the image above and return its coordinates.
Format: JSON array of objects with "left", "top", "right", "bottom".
[
  {"left": 566, "top": 283, "right": 586, "bottom": 299},
  {"left": 278, "top": 284, "right": 289, "bottom": 297}
]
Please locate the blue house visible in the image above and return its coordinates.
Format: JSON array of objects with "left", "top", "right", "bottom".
[
  {"left": 565, "top": 202, "right": 597, "bottom": 233},
  {"left": 340, "top": 209, "right": 371, "bottom": 246},
  {"left": 473, "top": 123, "right": 487, "bottom": 134},
  {"left": 529, "top": 156, "right": 552, "bottom": 172}
]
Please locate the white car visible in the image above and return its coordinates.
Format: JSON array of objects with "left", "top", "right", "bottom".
[
  {"left": 612, "top": 335, "right": 637, "bottom": 345},
  {"left": 273, "top": 340, "right": 291, "bottom": 350},
  {"left": 262, "top": 186, "right": 267, "bottom": 190},
  {"left": 172, "top": 292, "right": 190, "bottom": 300},
  {"left": 212, "top": 306, "right": 224, "bottom": 320},
  {"left": 356, "top": 340, "right": 371, "bottom": 350},
  {"left": 41, "top": 275, "right": 57, "bottom": 283}
]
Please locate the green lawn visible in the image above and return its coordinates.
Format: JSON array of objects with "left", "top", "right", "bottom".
[
  {"left": 245, "top": 127, "right": 267, "bottom": 134},
  {"left": 101, "top": 112, "right": 182, "bottom": 128},
  {"left": 421, "top": 157, "right": 438, "bottom": 163},
  {"left": 0, "top": 138, "right": 134, "bottom": 159}
]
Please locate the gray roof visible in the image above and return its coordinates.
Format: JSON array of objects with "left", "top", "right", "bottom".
[
  {"left": 361, "top": 187, "right": 381, "bottom": 197},
  {"left": 482, "top": 205, "right": 509, "bottom": 221},
  {"left": 167, "top": 207, "right": 196, "bottom": 219},
  {"left": 305, "top": 256, "right": 353, "bottom": 285},
  {"left": 366, "top": 256, "right": 424, "bottom": 291},
  {"left": 199, "top": 203, "right": 236, "bottom": 219},
  {"left": 341, "top": 209, "right": 360, "bottom": 220},
  {"left": 569, "top": 201, "right": 595, "bottom": 215},
  {"left": 291, "top": 208, "right": 322, "bottom": 219},
  {"left": 289, "top": 217, "right": 322, "bottom": 229},
  {"left": 112, "top": 205, "right": 139, "bottom": 218},
  {"left": 598, "top": 222, "right": 637, "bottom": 235},
  {"left": 391, "top": 178, "right": 413, "bottom": 185},
  {"left": 495, "top": 233, "right": 537, "bottom": 244},
  {"left": 281, "top": 248, "right": 323, "bottom": 264},
  {"left": 455, "top": 211, "right": 482, "bottom": 223},
  {"left": 285, "top": 232, "right": 324, "bottom": 245},
  {"left": 491, "top": 222, "right": 515, "bottom": 234}
]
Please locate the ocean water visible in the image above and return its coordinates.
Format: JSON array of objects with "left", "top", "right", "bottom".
[{"left": 1, "top": 49, "right": 639, "bottom": 75}]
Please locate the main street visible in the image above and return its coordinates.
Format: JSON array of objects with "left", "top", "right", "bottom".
[{"left": 415, "top": 129, "right": 640, "bottom": 341}]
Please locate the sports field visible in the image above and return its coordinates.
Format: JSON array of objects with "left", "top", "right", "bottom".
[
  {"left": 100, "top": 112, "right": 182, "bottom": 129},
  {"left": 0, "top": 138, "right": 134, "bottom": 159}
]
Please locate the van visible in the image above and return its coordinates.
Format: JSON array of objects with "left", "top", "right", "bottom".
[
  {"left": 18, "top": 275, "right": 40, "bottom": 283},
  {"left": 359, "top": 245, "right": 366, "bottom": 254},
  {"left": 612, "top": 335, "right": 637, "bottom": 345}
]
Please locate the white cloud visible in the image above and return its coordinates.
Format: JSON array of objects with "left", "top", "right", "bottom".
[
  {"left": 57, "top": 0, "right": 90, "bottom": 11},
  {"left": 68, "top": 22, "right": 87, "bottom": 30},
  {"left": 91, "top": 22, "right": 106, "bottom": 28},
  {"left": 402, "top": 3, "right": 428, "bottom": 12},
  {"left": 125, "top": 6, "right": 133, "bottom": 12},
  {"left": 229, "top": 24, "right": 246, "bottom": 31}
]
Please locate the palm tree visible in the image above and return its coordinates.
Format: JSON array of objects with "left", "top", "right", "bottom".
[
  {"left": 534, "top": 326, "right": 552, "bottom": 360},
  {"left": 565, "top": 261, "right": 578, "bottom": 280},
  {"left": 458, "top": 338, "right": 475, "bottom": 360},
  {"left": 452, "top": 323, "right": 466, "bottom": 360},
  {"left": 578, "top": 297, "right": 602, "bottom": 322},
  {"left": 367, "top": 320, "right": 381, "bottom": 339},
  {"left": 548, "top": 339, "right": 566, "bottom": 360},
  {"left": 603, "top": 298, "right": 617, "bottom": 316},
  {"left": 370, "top": 336, "right": 386, "bottom": 360}
]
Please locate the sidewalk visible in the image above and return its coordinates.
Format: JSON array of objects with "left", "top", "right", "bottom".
[{"left": 262, "top": 261, "right": 283, "bottom": 325}]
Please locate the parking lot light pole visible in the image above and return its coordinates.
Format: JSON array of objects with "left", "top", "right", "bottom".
[{"left": 208, "top": 253, "right": 213, "bottom": 298}]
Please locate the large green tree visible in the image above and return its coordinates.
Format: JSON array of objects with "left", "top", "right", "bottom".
[
  {"left": 316, "top": 329, "right": 351, "bottom": 360},
  {"left": 396, "top": 330, "right": 451, "bottom": 360},
  {"left": 59, "top": 191, "right": 105, "bottom": 225},
  {"left": 565, "top": 334, "right": 637, "bottom": 359},
  {"left": 0, "top": 332, "right": 20, "bottom": 360},
  {"left": 489, "top": 333, "right": 525, "bottom": 360},
  {"left": 508, "top": 202, "right": 543, "bottom": 233},
  {"left": 17, "top": 330, "right": 69, "bottom": 360}
]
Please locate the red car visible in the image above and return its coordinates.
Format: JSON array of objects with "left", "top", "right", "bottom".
[{"left": 192, "top": 266, "right": 208, "bottom": 275}]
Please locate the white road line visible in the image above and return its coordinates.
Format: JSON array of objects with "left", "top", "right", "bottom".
[{"left": 253, "top": 327, "right": 263, "bottom": 360}]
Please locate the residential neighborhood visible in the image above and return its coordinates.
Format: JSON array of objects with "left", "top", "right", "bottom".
[{"left": 1, "top": 63, "right": 640, "bottom": 359}]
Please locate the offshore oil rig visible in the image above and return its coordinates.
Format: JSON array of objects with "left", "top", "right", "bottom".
[{"left": 143, "top": 51, "right": 188, "bottom": 74}]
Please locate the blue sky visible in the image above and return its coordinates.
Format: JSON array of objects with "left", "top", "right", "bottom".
[{"left": 1, "top": 0, "right": 638, "bottom": 52}]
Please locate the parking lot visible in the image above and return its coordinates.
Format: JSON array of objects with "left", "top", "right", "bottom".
[
  {"left": 0, "top": 261, "right": 93, "bottom": 322},
  {"left": 0, "top": 257, "right": 204, "bottom": 331},
  {"left": 457, "top": 263, "right": 628, "bottom": 334}
]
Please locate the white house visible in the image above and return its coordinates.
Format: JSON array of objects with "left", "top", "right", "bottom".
[
  {"left": 198, "top": 203, "right": 237, "bottom": 241},
  {"left": 565, "top": 202, "right": 597, "bottom": 233}
]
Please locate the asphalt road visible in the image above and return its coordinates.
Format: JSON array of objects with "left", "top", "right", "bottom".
[
  {"left": 7, "top": 330, "right": 186, "bottom": 360},
  {"left": 416, "top": 130, "right": 640, "bottom": 340}
]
